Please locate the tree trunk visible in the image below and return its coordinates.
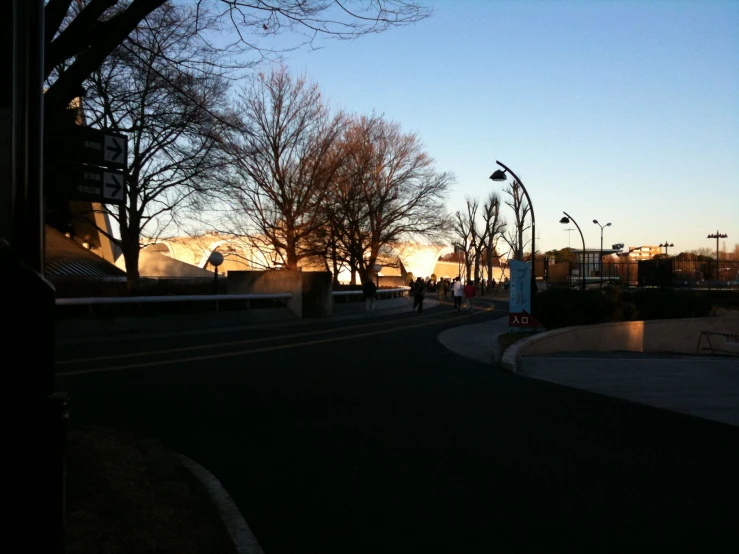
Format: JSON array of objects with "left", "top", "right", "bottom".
[
  {"left": 486, "top": 245, "right": 494, "bottom": 290},
  {"left": 122, "top": 239, "right": 140, "bottom": 294},
  {"left": 473, "top": 251, "right": 481, "bottom": 287},
  {"left": 285, "top": 230, "right": 298, "bottom": 271},
  {"left": 349, "top": 252, "right": 357, "bottom": 285},
  {"left": 330, "top": 238, "right": 340, "bottom": 287},
  {"left": 517, "top": 226, "right": 524, "bottom": 261}
]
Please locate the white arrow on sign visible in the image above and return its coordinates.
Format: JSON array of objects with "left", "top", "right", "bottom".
[
  {"left": 104, "top": 135, "right": 126, "bottom": 163},
  {"left": 103, "top": 171, "right": 125, "bottom": 202}
]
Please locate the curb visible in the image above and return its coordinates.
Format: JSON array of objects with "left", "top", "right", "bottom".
[
  {"left": 178, "top": 454, "right": 265, "bottom": 554},
  {"left": 500, "top": 331, "right": 551, "bottom": 373}
]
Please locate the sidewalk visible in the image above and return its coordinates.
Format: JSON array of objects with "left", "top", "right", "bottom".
[
  {"left": 519, "top": 354, "right": 739, "bottom": 427},
  {"left": 437, "top": 313, "right": 739, "bottom": 427},
  {"left": 437, "top": 317, "right": 509, "bottom": 366}
]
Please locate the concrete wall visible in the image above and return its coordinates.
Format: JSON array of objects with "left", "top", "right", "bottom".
[
  {"left": 379, "top": 275, "right": 410, "bottom": 288},
  {"left": 433, "top": 262, "right": 506, "bottom": 283},
  {"left": 502, "top": 316, "right": 739, "bottom": 372},
  {"left": 121, "top": 249, "right": 215, "bottom": 278},
  {"left": 302, "top": 271, "right": 333, "bottom": 317},
  {"left": 228, "top": 270, "right": 302, "bottom": 317},
  {"left": 227, "top": 270, "right": 333, "bottom": 318}
]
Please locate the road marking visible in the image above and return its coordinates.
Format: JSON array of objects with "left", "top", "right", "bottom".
[
  {"left": 57, "top": 305, "right": 496, "bottom": 377},
  {"left": 57, "top": 301, "right": 497, "bottom": 365}
]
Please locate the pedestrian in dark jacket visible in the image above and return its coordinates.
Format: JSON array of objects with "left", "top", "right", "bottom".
[
  {"left": 363, "top": 278, "right": 377, "bottom": 313},
  {"left": 412, "top": 277, "right": 425, "bottom": 314}
]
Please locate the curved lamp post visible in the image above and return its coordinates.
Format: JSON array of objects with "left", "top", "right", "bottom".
[
  {"left": 560, "top": 212, "right": 586, "bottom": 290},
  {"left": 593, "top": 219, "right": 611, "bottom": 287},
  {"left": 658, "top": 241, "right": 674, "bottom": 256},
  {"left": 490, "top": 161, "right": 536, "bottom": 295}
]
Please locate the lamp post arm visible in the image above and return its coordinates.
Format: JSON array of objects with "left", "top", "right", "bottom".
[
  {"left": 563, "top": 211, "right": 585, "bottom": 253},
  {"left": 563, "top": 211, "right": 586, "bottom": 290},
  {"left": 496, "top": 160, "right": 536, "bottom": 275}
]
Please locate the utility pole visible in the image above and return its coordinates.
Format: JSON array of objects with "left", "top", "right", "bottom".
[{"left": 707, "top": 231, "right": 728, "bottom": 282}]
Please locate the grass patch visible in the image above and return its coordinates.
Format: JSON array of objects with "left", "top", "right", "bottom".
[{"left": 65, "top": 427, "right": 231, "bottom": 554}]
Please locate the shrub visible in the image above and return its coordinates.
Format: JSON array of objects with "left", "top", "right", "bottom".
[
  {"left": 626, "top": 290, "right": 713, "bottom": 320},
  {"left": 532, "top": 288, "right": 615, "bottom": 329},
  {"left": 532, "top": 286, "right": 726, "bottom": 329}
]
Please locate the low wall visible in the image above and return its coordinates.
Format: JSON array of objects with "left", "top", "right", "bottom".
[
  {"left": 378, "top": 275, "right": 409, "bottom": 288},
  {"left": 501, "top": 316, "right": 739, "bottom": 372},
  {"left": 227, "top": 270, "right": 332, "bottom": 318}
]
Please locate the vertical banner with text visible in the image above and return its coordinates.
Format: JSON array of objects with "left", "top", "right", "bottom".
[{"left": 508, "top": 259, "right": 542, "bottom": 332}]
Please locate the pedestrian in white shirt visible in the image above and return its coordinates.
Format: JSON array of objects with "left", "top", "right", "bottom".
[{"left": 452, "top": 277, "right": 464, "bottom": 312}]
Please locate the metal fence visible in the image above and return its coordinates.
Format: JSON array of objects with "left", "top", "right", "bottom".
[{"left": 549, "top": 259, "right": 739, "bottom": 289}]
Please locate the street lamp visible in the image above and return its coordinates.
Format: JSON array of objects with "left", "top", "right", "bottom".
[
  {"left": 208, "top": 251, "right": 224, "bottom": 294},
  {"left": 560, "top": 212, "right": 586, "bottom": 290},
  {"left": 658, "top": 241, "right": 674, "bottom": 255},
  {"left": 372, "top": 263, "right": 382, "bottom": 289},
  {"left": 490, "top": 161, "right": 536, "bottom": 295},
  {"left": 593, "top": 219, "right": 611, "bottom": 287},
  {"left": 707, "top": 231, "right": 728, "bottom": 282}
]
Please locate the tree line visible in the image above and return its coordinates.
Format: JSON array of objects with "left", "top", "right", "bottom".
[
  {"left": 449, "top": 177, "right": 538, "bottom": 288},
  {"left": 39, "top": 1, "right": 450, "bottom": 290},
  {"left": 39, "top": 1, "right": 546, "bottom": 292}
]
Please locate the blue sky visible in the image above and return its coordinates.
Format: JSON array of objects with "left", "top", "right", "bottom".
[{"left": 224, "top": 0, "right": 739, "bottom": 254}]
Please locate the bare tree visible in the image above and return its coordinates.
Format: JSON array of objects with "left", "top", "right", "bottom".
[
  {"left": 501, "top": 179, "right": 530, "bottom": 261},
  {"left": 39, "top": 0, "right": 432, "bottom": 119},
  {"left": 480, "top": 191, "right": 506, "bottom": 288},
  {"left": 329, "top": 114, "right": 453, "bottom": 284},
  {"left": 81, "top": 3, "right": 231, "bottom": 290},
  {"left": 453, "top": 197, "right": 478, "bottom": 283},
  {"left": 217, "top": 66, "right": 346, "bottom": 271}
]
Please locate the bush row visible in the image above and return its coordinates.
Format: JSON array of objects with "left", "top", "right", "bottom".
[{"left": 531, "top": 287, "right": 735, "bottom": 330}]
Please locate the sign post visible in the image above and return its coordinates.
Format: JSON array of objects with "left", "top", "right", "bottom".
[
  {"left": 508, "top": 259, "right": 543, "bottom": 332},
  {"left": 46, "top": 126, "right": 128, "bottom": 205}
]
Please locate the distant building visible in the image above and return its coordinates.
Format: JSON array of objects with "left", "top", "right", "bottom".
[
  {"left": 621, "top": 245, "right": 662, "bottom": 260},
  {"left": 569, "top": 248, "right": 623, "bottom": 283},
  {"left": 138, "top": 234, "right": 457, "bottom": 285}
]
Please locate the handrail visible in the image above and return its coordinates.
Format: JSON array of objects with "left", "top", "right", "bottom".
[
  {"left": 332, "top": 287, "right": 409, "bottom": 296},
  {"left": 56, "top": 287, "right": 410, "bottom": 306},
  {"left": 56, "top": 293, "right": 292, "bottom": 306}
]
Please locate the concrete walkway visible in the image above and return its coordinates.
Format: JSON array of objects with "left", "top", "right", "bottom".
[
  {"left": 437, "top": 313, "right": 739, "bottom": 427},
  {"left": 437, "top": 317, "right": 508, "bottom": 366},
  {"left": 519, "top": 354, "right": 739, "bottom": 427}
]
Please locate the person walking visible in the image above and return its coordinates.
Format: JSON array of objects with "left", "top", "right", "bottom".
[
  {"left": 437, "top": 278, "right": 447, "bottom": 301},
  {"left": 412, "top": 276, "right": 425, "bottom": 314},
  {"left": 363, "top": 276, "right": 377, "bottom": 313},
  {"left": 463, "top": 279, "right": 476, "bottom": 311},
  {"left": 452, "top": 277, "right": 464, "bottom": 312}
]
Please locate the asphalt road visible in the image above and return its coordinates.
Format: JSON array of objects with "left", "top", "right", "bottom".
[{"left": 55, "top": 301, "right": 739, "bottom": 554}]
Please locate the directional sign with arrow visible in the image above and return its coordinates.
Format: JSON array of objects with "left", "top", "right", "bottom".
[
  {"left": 53, "top": 163, "right": 127, "bottom": 206},
  {"left": 46, "top": 126, "right": 128, "bottom": 170},
  {"left": 104, "top": 135, "right": 126, "bottom": 165},
  {"left": 103, "top": 171, "right": 125, "bottom": 202}
]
